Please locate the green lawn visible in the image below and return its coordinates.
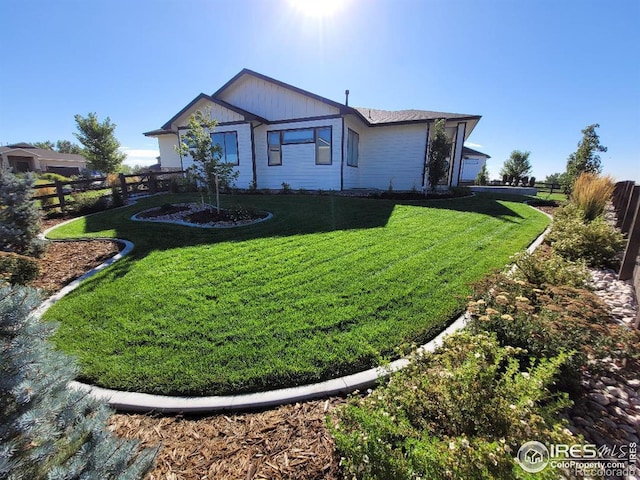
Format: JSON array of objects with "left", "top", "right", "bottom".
[{"left": 44, "top": 193, "right": 549, "bottom": 396}]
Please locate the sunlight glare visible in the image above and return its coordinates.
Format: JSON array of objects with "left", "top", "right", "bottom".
[{"left": 288, "top": 0, "right": 348, "bottom": 17}]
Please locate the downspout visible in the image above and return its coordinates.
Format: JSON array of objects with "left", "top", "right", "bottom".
[
  {"left": 340, "top": 116, "right": 345, "bottom": 191},
  {"left": 250, "top": 122, "right": 261, "bottom": 188}
]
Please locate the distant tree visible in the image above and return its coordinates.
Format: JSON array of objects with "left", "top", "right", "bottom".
[
  {"left": 0, "top": 284, "right": 158, "bottom": 479},
  {"left": 563, "top": 124, "right": 607, "bottom": 194},
  {"left": 56, "top": 139, "right": 83, "bottom": 154},
  {"left": 427, "top": 119, "right": 451, "bottom": 191},
  {"left": 33, "top": 140, "right": 55, "bottom": 150},
  {"left": 176, "top": 109, "right": 238, "bottom": 212},
  {"left": 74, "top": 113, "right": 126, "bottom": 173},
  {"left": 0, "top": 169, "right": 46, "bottom": 257},
  {"left": 500, "top": 150, "right": 532, "bottom": 183},
  {"left": 475, "top": 163, "right": 489, "bottom": 185},
  {"left": 544, "top": 172, "right": 563, "bottom": 185}
]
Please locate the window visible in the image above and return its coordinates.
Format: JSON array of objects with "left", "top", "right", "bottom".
[
  {"left": 267, "top": 126, "right": 332, "bottom": 166},
  {"left": 268, "top": 131, "right": 281, "bottom": 166},
  {"left": 315, "top": 127, "right": 331, "bottom": 165},
  {"left": 347, "top": 129, "right": 359, "bottom": 167},
  {"left": 211, "top": 131, "right": 239, "bottom": 165},
  {"left": 282, "top": 129, "right": 315, "bottom": 144}
]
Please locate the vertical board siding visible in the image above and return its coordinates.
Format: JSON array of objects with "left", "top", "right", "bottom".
[
  {"left": 254, "top": 118, "right": 342, "bottom": 190},
  {"left": 170, "top": 98, "right": 244, "bottom": 130},
  {"left": 218, "top": 76, "right": 339, "bottom": 121}
]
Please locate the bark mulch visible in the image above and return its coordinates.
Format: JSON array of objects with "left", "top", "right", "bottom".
[
  {"left": 33, "top": 240, "right": 122, "bottom": 294},
  {"left": 110, "top": 399, "right": 345, "bottom": 480}
]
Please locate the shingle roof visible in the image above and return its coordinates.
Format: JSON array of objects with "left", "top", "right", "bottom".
[
  {"left": 462, "top": 146, "right": 491, "bottom": 158},
  {"left": 353, "top": 107, "right": 480, "bottom": 126},
  {"left": 0, "top": 145, "right": 86, "bottom": 162}
]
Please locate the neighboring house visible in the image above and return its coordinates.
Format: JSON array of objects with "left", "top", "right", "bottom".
[
  {"left": 145, "top": 69, "right": 483, "bottom": 191},
  {"left": 0, "top": 143, "right": 87, "bottom": 176},
  {"left": 459, "top": 146, "right": 491, "bottom": 183}
]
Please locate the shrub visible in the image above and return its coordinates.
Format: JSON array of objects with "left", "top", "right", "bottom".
[
  {"left": 0, "top": 284, "right": 158, "bottom": 479},
  {"left": 546, "top": 205, "right": 625, "bottom": 268},
  {"left": 511, "top": 246, "right": 590, "bottom": 288},
  {"left": 39, "top": 172, "right": 71, "bottom": 183},
  {"left": 36, "top": 185, "right": 58, "bottom": 210},
  {"left": 281, "top": 182, "right": 291, "bottom": 194},
  {"left": 467, "top": 273, "right": 639, "bottom": 387},
  {"left": 450, "top": 185, "right": 471, "bottom": 197},
  {"left": 106, "top": 172, "right": 120, "bottom": 187},
  {"left": 70, "top": 191, "right": 110, "bottom": 215},
  {"left": 570, "top": 173, "right": 614, "bottom": 221},
  {"left": 111, "top": 185, "right": 124, "bottom": 207},
  {"left": 0, "top": 252, "right": 39, "bottom": 285},
  {"left": 332, "top": 332, "right": 573, "bottom": 480},
  {"left": 0, "top": 169, "right": 47, "bottom": 257},
  {"left": 528, "top": 176, "right": 536, "bottom": 187}
]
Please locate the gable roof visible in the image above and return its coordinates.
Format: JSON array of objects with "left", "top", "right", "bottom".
[
  {"left": 0, "top": 145, "right": 86, "bottom": 162},
  {"left": 161, "top": 93, "right": 267, "bottom": 130},
  {"left": 352, "top": 107, "right": 481, "bottom": 126},
  {"left": 462, "top": 146, "right": 491, "bottom": 158},
  {"left": 145, "top": 69, "right": 482, "bottom": 134},
  {"left": 212, "top": 68, "right": 349, "bottom": 114}
]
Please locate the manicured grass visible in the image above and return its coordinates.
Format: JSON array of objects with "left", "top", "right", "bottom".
[
  {"left": 534, "top": 191, "right": 567, "bottom": 202},
  {"left": 44, "top": 193, "right": 549, "bottom": 396}
]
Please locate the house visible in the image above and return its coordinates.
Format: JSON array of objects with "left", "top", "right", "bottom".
[
  {"left": 144, "top": 69, "right": 482, "bottom": 191},
  {"left": 0, "top": 143, "right": 88, "bottom": 176},
  {"left": 459, "top": 146, "right": 491, "bottom": 184}
]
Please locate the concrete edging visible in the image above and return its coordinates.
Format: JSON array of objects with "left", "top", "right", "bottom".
[{"left": 36, "top": 200, "right": 551, "bottom": 413}]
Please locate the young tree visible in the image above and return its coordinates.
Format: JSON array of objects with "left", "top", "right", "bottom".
[
  {"left": 176, "top": 110, "right": 238, "bottom": 213},
  {"left": 427, "top": 119, "right": 451, "bottom": 191},
  {"left": 0, "top": 169, "right": 46, "bottom": 257},
  {"left": 564, "top": 123, "right": 607, "bottom": 194},
  {"left": 475, "top": 163, "right": 489, "bottom": 185},
  {"left": 0, "top": 285, "right": 158, "bottom": 479},
  {"left": 500, "top": 150, "right": 532, "bottom": 183},
  {"left": 74, "top": 113, "right": 126, "bottom": 173}
]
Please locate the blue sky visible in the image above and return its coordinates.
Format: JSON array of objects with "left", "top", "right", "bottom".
[{"left": 1, "top": 0, "right": 638, "bottom": 181}]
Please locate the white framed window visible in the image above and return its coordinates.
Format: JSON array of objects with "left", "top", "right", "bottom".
[
  {"left": 211, "top": 131, "right": 239, "bottom": 165},
  {"left": 267, "top": 127, "right": 332, "bottom": 166},
  {"left": 268, "top": 131, "right": 282, "bottom": 166}
]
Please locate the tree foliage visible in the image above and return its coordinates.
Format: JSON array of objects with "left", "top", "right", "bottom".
[
  {"left": 0, "top": 285, "right": 158, "bottom": 479},
  {"left": 0, "top": 169, "right": 46, "bottom": 257},
  {"left": 31, "top": 140, "right": 82, "bottom": 154},
  {"left": 564, "top": 124, "right": 607, "bottom": 194},
  {"left": 427, "top": 119, "right": 451, "bottom": 191},
  {"left": 74, "top": 113, "right": 126, "bottom": 173},
  {"left": 500, "top": 150, "right": 532, "bottom": 181},
  {"left": 176, "top": 110, "right": 239, "bottom": 212},
  {"left": 475, "top": 163, "right": 489, "bottom": 185}
]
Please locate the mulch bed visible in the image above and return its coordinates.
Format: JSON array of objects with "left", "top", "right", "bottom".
[{"left": 110, "top": 399, "right": 345, "bottom": 480}]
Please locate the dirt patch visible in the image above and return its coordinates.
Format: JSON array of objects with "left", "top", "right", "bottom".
[
  {"left": 32, "top": 240, "right": 122, "bottom": 294},
  {"left": 110, "top": 398, "right": 345, "bottom": 480}
]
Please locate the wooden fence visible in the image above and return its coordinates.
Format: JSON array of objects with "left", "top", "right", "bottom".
[
  {"left": 612, "top": 181, "right": 640, "bottom": 328},
  {"left": 33, "top": 171, "right": 186, "bottom": 212}
]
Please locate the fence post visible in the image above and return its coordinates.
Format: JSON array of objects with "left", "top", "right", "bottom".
[
  {"left": 621, "top": 186, "right": 640, "bottom": 235},
  {"left": 119, "top": 173, "right": 128, "bottom": 203},
  {"left": 148, "top": 172, "right": 157, "bottom": 194},
  {"left": 54, "top": 180, "right": 66, "bottom": 211},
  {"left": 613, "top": 181, "right": 626, "bottom": 212},
  {"left": 619, "top": 195, "right": 640, "bottom": 281},
  {"left": 616, "top": 182, "right": 634, "bottom": 229}
]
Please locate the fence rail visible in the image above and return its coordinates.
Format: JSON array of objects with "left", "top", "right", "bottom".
[
  {"left": 612, "top": 181, "right": 640, "bottom": 328},
  {"left": 33, "top": 171, "right": 187, "bottom": 211}
]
